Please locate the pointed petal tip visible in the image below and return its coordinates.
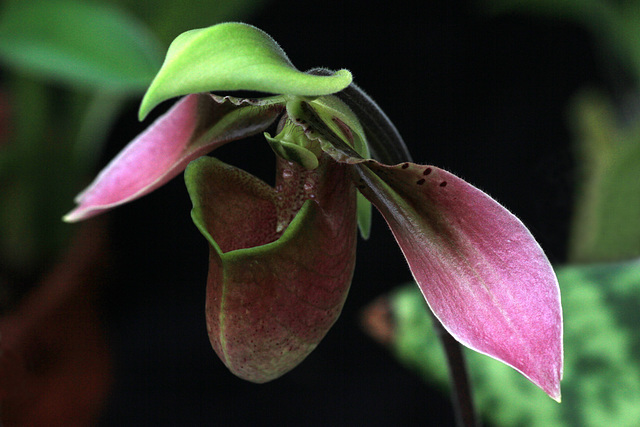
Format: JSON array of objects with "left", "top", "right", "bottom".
[
  {"left": 62, "top": 206, "right": 95, "bottom": 223},
  {"left": 536, "top": 370, "right": 562, "bottom": 402},
  {"left": 354, "top": 160, "right": 564, "bottom": 402},
  {"left": 62, "top": 206, "right": 83, "bottom": 223},
  {"left": 545, "top": 380, "right": 561, "bottom": 402},
  {"left": 62, "top": 212, "right": 79, "bottom": 223},
  {"left": 549, "top": 365, "right": 563, "bottom": 403},
  {"left": 466, "top": 329, "right": 563, "bottom": 402}
]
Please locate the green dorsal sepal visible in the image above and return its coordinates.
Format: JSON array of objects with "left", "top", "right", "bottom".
[{"left": 139, "top": 22, "right": 352, "bottom": 120}]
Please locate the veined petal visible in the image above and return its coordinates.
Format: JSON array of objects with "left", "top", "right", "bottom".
[
  {"left": 64, "top": 93, "right": 284, "bottom": 222},
  {"left": 185, "top": 155, "right": 358, "bottom": 383},
  {"left": 354, "top": 160, "right": 563, "bottom": 401}
]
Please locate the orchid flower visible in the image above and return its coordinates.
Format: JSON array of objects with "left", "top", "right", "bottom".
[{"left": 64, "top": 23, "right": 562, "bottom": 400}]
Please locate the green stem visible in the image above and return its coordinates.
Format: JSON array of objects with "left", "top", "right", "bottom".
[{"left": 434, "top": 318, "right": 480, "bottom": 427}]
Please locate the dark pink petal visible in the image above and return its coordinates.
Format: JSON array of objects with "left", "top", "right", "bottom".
[
  {"left": 185, "top": 154, "right": 358, "bottom": 382},
  {"left": 64, "top": 94, "right": 283, "bottom": 222},
  {"left": 354, "top": 160, "right": 563, "bottom": 400}
]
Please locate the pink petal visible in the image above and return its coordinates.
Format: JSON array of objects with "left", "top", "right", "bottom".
[
  {"left": 186, "top": 155, "right": 358, "bottom": 382},
  {"left": 64, "top": 94, "right": 283, "bottom": 222},
  {"left": 354, "top": 160, "right": 563, "bottom": 400}
]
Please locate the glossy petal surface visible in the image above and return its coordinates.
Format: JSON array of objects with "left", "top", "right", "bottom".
[
  {"left": 354, "top": 160, "right": 563, "bottom": 400},
  {"left": 64, "top": 93, "right": 283, "bottom": 221},
  {"left": 186, "top": 155, "right": 357, "bottom": 382}
]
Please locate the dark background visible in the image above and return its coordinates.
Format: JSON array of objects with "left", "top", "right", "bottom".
[{"left": 97, "top": 1, "right": 598, "bottom": 425}]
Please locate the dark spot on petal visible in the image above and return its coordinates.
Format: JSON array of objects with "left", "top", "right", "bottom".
[
  {"left": 401, "top": 163, "right": 409, "bottom": 169},
  {"left": 416, "top": 179, "right": 426, "bottom": 185},
  {"left": 440, "top": 181, "right": 447, "bottom": 187},
  {"left": 423, "top": 167, "right": 432, "bottom": 175}
]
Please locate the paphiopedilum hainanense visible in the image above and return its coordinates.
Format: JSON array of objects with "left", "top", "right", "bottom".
[{"left": 64, "top": 23, "right": 562, "bottom": 400}]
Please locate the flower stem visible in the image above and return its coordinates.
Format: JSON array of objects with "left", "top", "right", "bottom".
[{"left": 431, "top": 311, "right": 479, "bottom": 427}]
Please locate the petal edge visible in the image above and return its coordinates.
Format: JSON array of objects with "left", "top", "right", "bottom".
[
  {"left": 64, "top": 94, "right": 283, "bottom": 222},
  {"left": 354, "top": 160, "right": 563, "bottom": 400}
]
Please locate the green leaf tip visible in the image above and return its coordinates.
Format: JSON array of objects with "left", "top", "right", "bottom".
[{"left": 139, "top": 22, "right": 352, "bottom": 120}]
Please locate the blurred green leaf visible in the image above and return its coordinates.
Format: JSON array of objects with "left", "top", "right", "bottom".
[
  {"left": 568, "top": 90, "right": 640, "bottom": 262},
  {"left": 0, "top": 0, "right": 163, "bottom": 92},
  {"left": 482, "top": 3, "right": 640, "bottom": 262},
  {"left": 380, "top": 259, "right": 640, "bottom": 426}
]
